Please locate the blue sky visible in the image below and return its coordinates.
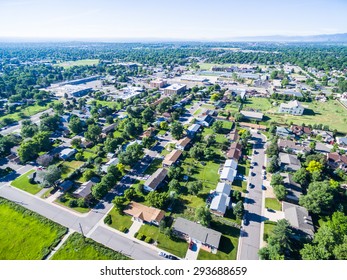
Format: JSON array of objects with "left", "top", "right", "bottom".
[{"left": 0, "top": 0, "right": 346, "bottom": 40}]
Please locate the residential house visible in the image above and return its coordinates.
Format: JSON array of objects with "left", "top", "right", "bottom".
[
  {"left": 277, "top": 139, "right": 311, "bottom": 154},
  {"left": 58, "top": 180, "right": 74, "bottom": 192},
  {"left": 162, "top": 149, "right": 182, "bottom": 167},
  {"left": 279, "top": 152, "right": 301, "bottom": 171},
  {"left": 315, "top": 142, "right": 331, "bottom": 154},
  {"left": 226, "top": 142, "right": 242, "bottom": 161},
  {"left": 196, "top": 115, "right": 214, "bottom": 127},
  {"left": 278, "top": 100, "right": 305, "bottom": 115},
  {"left": 276, "top": 126, "right": 294, "bottom": 138},
  {"left": 224, "top": 159, "right": 238, "bottom": 170},
  {"left": 336, "top": 136, "right": 347, "bottom": 147},
  {"left": 281, "top": 173, "right": 303, "bottom": 203},
  {"left": 143, "top": 168, "right": 168, "bottom": 192},
  {"left": 101, "top": 158, "right": 119, "bottom": 173},
  {"left": 291, "top": 125, "right": 312, "bottom": 137},
  {"left": 172, "top": 217, "right": 222, "bottom": 252},
  {"left": 123, "top": 201, "right": 165, "bottom": 226},
  {"left": 220, "top": 167, "right": 237, "bottom": 183},
  {"left": 282, "top": 202, "right": 314, "bottom": 238},
  {"left": 229, "top": 129, "right": 239, "bottom": 142},
  {"left": 175, "top": 137, "right": 191, "bottom": 151},
  {"left": 59, "top": 148, "right": 77, "bottom": 161},
  {"left": 327, "top": 152, "right": 347, "bottom": 170},
  {"left": 312, "top": 129, "right": 334, "bottom": 144},
  {"left": 101, "top": 123, "right": 117, "bottom": 137},
  {"left": 73, "top": 177, "right": 100, "bottom": 199},
  {"left": 210, "top": 182, "right": 231, "bottom": 217},
  {"left": 240, "top": 110, "right": 263, "bottom": 121},
  {"left": 186, "top": 124, "right": 201, "bottom": 138},
  {"left": 214, "top": 100, "right": 226, "bottom": 109}
]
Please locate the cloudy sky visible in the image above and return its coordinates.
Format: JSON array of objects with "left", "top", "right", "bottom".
[{"left": 0, "top": 0, "right": 346, "bottom": 40}]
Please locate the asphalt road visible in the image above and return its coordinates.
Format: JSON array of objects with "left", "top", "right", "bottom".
[
  {"left": 238, "top": 131, "right": 266, "bottom": 260},
  {"left": 0, "top": 108, "right": 53, "bottom": 136}
]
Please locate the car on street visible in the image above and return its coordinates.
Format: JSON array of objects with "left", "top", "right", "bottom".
[
  {"left": 262, "top": 185, "right": 267, "bottom": 190},
  {"left": 251, "top": 172, "right": 255, "bottom": 176},
  {"left": 249, "top": 183, "right": 255, "bottom": 189}
]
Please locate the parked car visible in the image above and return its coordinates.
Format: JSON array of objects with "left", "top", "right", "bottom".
[{"left": 249, "top": 183, "right": 255, "bottom": 189}]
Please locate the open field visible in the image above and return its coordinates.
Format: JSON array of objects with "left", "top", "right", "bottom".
[
  {"left": 56, "top": 59, "right": 100, "bottom": 69},
  {"left": 60, "top": 160, "right": 84, "bottom": 179},
  {"left": 10, "top": 169, "right": 42, "bottom": 195},
  {"left": 242, "top": 97, "right": 272, "bottom": 112},
  {"left": 0, "top": 198, "right": 66, "bottom": 260},
  {"left": 144, "top": 158, "right": 163, "bottom": 175},
  {"left": 0, "top": 103, "right": 50, "bottom": 126},
  {"left": 51, "top": 232, "right": 129, "bottom": 260},
  {"left": 137, "top": 224, "right": 188, "bottom": 258}
]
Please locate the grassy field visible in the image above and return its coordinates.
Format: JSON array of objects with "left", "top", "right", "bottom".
[
  {"left": 265, "top": 100, "right": 347, "bottom": 133},
  {"left": 197, "top": 221, "right": 239, "bottom": 260},
  {"left": 265, "top": 198, "right": 282, "bottom": 211},
  {"left": 56, "top": 59, "right": 100, "bottom": 69},
  {"left": 137, "top": 224, "right": 188, "bottom": 258},
  {"left": 56, "top": 193, "right": 90, "bottom": 213},
  {"left": 0, "top": 198, "right": 66, "bottom": 259},
  {"left": 51, "top": 232, "right": 129, "bottom": 260},
  {"left": 242, "top": 97, "right": 272, "bottom": 112},
  {"left": 10, "top": 169, "right": 42, "bottom": 195},
  {"left": 107, "top": 208, "right": 133, "bottom": 231},
  {"left": 0, "top": 103, "right": 49, "bottom": 126}
]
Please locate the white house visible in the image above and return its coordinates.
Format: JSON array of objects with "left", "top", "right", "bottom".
[
  {"left": 224, "top": 159, "right": 238, "bottom": 170},
  {"left": 220, "top": 167, "right": 237, "bottom": 183},
  {"left": 278, "top": 100, "right": 304, "bottom": 115},
  {"left": 210, "top": 193, "right": 230, "bottom": 217}
]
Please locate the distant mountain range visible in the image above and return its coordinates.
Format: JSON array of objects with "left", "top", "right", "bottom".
[{"left": 229, "top": 33, "right": 347, "bottom": 42}]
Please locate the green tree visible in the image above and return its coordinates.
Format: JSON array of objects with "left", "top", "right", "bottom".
[
  {"left": 299, "top": 181, "right": 334, "bottom": 214},
  {"left": 68, "top": 115, "right": 83, "bottom": 134},
  {"left": 33, "top": 131, "right": 51, "bottom": 151},
  {"left": 273, "top": 184, "right": 286, "bottom": 201},
  {"left": 195, "top": 206, "right": 212, "bottom": 227},
  {"left": 170, "top": 122, "right": 184, "bottom": 140},
  {"left": 271, "top": 173, "right": 284, "bottom": 186},
  {"left": 113, "top": 196, "right": 126, "bottom": 214},
  {"left": 187, "top": 181, "right": 203, "bottom": 195},
  {"left": 142, "top": 107, "right": 155, "bottom": 123},
  {"left": 212, "top": 120, "right": 223, "bottom": 133},
  {"left": 233, "top": 201, "right": 244, "bottom": 219},
  {"left": 83, "top": 169, "right": 95, "bottom": 181},
  {"left": 293, "top": 168, "right": 309, "bottom": 187},
  {"left": 18, "top": 140, "right": 39, "bottom": 162},
  {"left": 40, "top": 165, "right": 61, "bottom": 188},
  {"left": 168, "top": 179, "right": 181, "bottom": 193},
  {"left": 147, "top": 192, "right": 168, "bottom": 208},
  {"left": 85, "top": 124, "right": 102, "bottom": 142},
  {"left": 306, "top": 160, "right": 323, "bottom": 174}
]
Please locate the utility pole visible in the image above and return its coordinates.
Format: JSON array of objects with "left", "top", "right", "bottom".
[{"left": 79, "top": 223, "right": 85, "bottom": 242}]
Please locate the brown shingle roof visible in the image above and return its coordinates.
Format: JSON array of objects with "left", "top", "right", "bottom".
[
  {"left": 124, "top": 202, "right": 165, "bottom": 224},
  {"left": 176, "top": 137, "right": 191, "bottom": 148},
  {"left": 163, "top": 149, "right": 182, "bottom": 166}
]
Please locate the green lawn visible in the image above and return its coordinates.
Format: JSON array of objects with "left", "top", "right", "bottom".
[
  {"left": 264, "top": 100, "right": 347, "bottom": 133},
  {"left": 242, "top": 97, "right": 272, "bottom": 112},
  {"left": 55, "top": 193, "right": 90, "bottom": 213},
  {"left": 51, "top": 232, "right": 129, "bottom": 260},
  {"left": 108, "top": 208, "right": 133, "bottom": 231},
  {"left": 60, "top": 160, "right": 84, "bottom": 179},
  {"left": 265, "top": 198, "right": 282, "bottom": 211},
  {"left": 224, "top": 102, "right": 241, "bottom": 113},
  {"left": 263, "top": 221, "right": 277, "bottom": 242},
  {"left": 10, "top": 169, "right": 42, "bottom": 195},
  {"left": 193, "top": 108, "right": 202, "bottom": 116},
  {"left": 137, "top": 224, "right": 189, "bottom": 258},
  {"left": 232, "top": 163, "right": 249, "bottom": 193},
  {"left": 0, "top": 198, "right": 66, "bottom": 259},
  {"left": 56, "top": 59, "right": 100, "bottom": 69},
  {"left": 201, "top": 104, "right": 215, "bottom": 110},
  {"left": 144, "top": 158, "right": 163, "bottom": 175},
  {"left": 0, "top": 103, "right": 50, "bottom": 126},
  {"left": 197, "top": 221, "right": 240, "bottom": 260}
]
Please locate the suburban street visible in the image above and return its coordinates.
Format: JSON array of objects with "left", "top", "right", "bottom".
[{"left": 238, "top": 131, "right": 266, "bottom": 260}]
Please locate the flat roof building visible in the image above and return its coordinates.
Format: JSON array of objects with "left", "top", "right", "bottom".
[{"left": 164, "top": 84, "right": 187, "bottom": 95}]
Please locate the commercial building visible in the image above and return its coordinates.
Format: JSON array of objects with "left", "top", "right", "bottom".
[
  {"left": 150, "top": 79, "right": 167, "bottom": 89},
  {"left": 164, "top": 84, "right": 187, "bottom": 95}
]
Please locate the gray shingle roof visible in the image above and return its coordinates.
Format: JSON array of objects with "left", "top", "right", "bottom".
[{"left": 172, "top": 217, "right": 221, "bottom": 248}]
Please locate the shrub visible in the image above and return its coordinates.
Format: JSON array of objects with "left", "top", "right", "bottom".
[
  {"left": 120, "top": 226, "right": 128, "bottom": 233},
  {"left": 68, "top": 199, "right": 78, "bottom": 208},
  {"left": 77, "top": 198, "right": 86, "bottom": 208},
  {"left": 104, "top": 214, "right": 112, "bottom": 225},
  {"left": 145, "top": 236, "right": 153, "bottom": 243},
  {"left": 134, "top": 232, "right": 138, "bottom": 238},
  {"left": 137, "top": 233, "right": 145, "bottom": 240},
  {"left": 59, "top": 196, "right": 67, "bottom": 203}
]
